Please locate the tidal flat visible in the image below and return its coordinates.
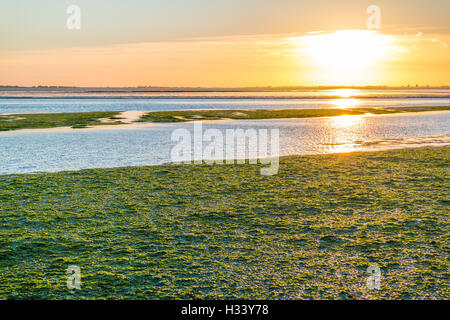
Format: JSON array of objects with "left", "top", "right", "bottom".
[
  {"left": 139, "top": 106, "right": 450, "bottom": 122},
  {"left": 0, "top": 147, "right": 448, "bottom": 299},
  {"left": 1, "top": 106, "right": 449, "bottom": 132},
  {"left": 0, "top": 112, "right": 121, "bottom": 131}
]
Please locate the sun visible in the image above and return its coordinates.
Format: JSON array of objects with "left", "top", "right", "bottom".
[
  {"left": 303, "top": 30, "right": 393, "bottom": 68},
  {"left": 293, "top": 30, "right": 396, "bottom": 84}
]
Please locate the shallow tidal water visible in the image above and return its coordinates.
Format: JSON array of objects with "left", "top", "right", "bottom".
[
  {"left": 1, "top": 111, "right": 449, "bottom": 175},
  {"left": 1, "top": 88, "right": 450, "bottom": 114}
]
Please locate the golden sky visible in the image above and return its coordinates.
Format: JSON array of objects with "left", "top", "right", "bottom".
[{"left": 1, "top": 1, "right": 449, "bottom": 87}]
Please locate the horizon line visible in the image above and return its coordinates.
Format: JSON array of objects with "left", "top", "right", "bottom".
[{"left": 1, "top": 85, "right": 450, "bottom": 91}]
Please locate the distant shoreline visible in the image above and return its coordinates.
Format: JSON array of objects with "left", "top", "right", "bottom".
[{"left": 1, "top": 86, "right": 450, "bottom": 92}]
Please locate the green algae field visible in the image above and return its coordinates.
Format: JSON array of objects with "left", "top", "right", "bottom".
[
  {"left": 139, "top": 106, "right": 450, "bottom": 122},
  {"left": 0, "top": 112, "right": 121, "bottom": 131},
  {"left": 1, "top": 106, "right": 449, "bottom": 132},
  {"left": 0, "top": 147, "right": 448, "bottom": 299}
]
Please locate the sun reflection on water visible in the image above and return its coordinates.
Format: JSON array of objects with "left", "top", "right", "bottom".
[
  {"left": 329, "top": 114, "right": 364, "bottom": 128},
  {"left": 331, "top": 89, "right": 359, "bottom": 98},
  {"left": 323, "top": 114, "right": 366, "bottom": 153},
  {"left": 329, "top": 88, "right": 361, "bottom": 109},
  {"left": 332, "top": 98, "right": 360, "bottom": 108}
]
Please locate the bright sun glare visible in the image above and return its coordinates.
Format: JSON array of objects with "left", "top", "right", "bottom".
[
  {"left": 330, "top": 89, "right": 361, "bottom": 108},
  {"left": 332, "top": 89, "right": 358, "bottom": 98},
  {"left": 292, "top": 30, "right": 396, "bottom": 84},
  {"left": 303, "top": 30, "right": 394, "bottom": 68},
  {"left": 332, "top": 98, "right": 360, "bottom": 108}
]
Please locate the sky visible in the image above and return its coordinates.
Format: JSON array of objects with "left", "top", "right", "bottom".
[{"left": 1, "top": 0, "right": 449, "bottom": 87}]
